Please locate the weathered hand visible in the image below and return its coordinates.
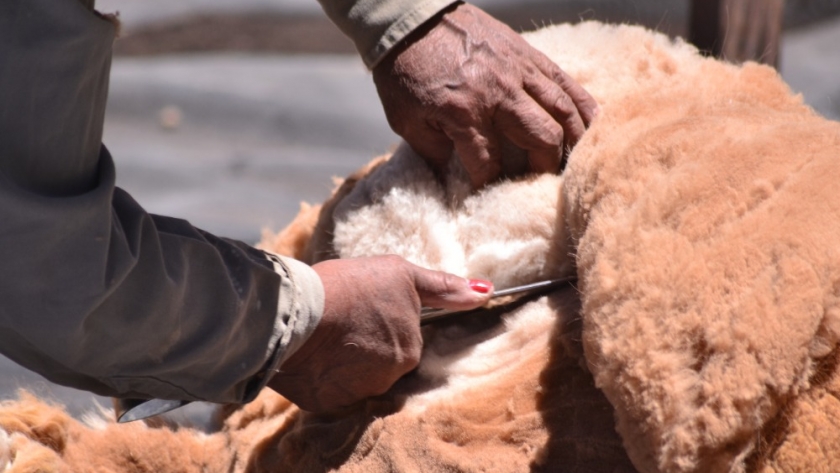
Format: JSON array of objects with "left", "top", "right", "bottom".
[
  {"left": 267, "top": 255, "right": 492, "bottom": 413},
  {"left": 373, "top": 3, "right": 598, "bottom": 189}
]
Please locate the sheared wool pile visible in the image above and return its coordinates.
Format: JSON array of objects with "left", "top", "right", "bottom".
[
  {"left": 2, "top": 21, "right": 839, "bottom": 473},
  {"left": 552, "top": 23, "right": 840, "bottom": 473}
]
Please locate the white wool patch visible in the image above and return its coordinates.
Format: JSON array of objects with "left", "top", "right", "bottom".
[
  {"left": 524, "top": 22, "right": 702, "bottom": 108},
  {"left": 405, "top": 298, "right": 558, "bottom": 412},
  {"left": 332, "top": 146, "right": 462, "bottom": 273},
  {"left": 332, "top": 144, "right": 570, "bottom": 288},
  {"left": 80, "top": 403, "right": 113, "bottom": 431}
]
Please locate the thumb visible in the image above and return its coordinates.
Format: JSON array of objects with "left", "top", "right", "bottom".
[{"left": 409, "top": 265, "right": 494, "bottom": 311}]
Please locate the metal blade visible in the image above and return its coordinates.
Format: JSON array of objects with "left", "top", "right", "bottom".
[
  {"left": 116, "top": 398, "right": 192, "bottom": 423},
  {"left": 420, "top": 276, "right": 575, "bottom": 325}
]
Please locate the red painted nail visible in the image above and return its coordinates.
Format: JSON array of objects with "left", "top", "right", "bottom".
[{"left": 469, "top": 279, "right": 492, "bottom": 294}]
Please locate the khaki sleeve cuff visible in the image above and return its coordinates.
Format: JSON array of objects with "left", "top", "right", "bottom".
[
  {"left": 319, "top": 0, "right": 460, "bottom": 69},
  {"left": 245, "top": 252, "right": 325, "bottom": 401},
  {"left": 363, "top": 0, "right": 460, "bottom": 68}
]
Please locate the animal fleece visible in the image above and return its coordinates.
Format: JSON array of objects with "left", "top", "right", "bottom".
[{"left": 3, "top": 21, "right": 840, "bottom": 473}]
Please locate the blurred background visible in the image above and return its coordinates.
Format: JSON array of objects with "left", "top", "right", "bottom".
[{"left": 3, "top": 0, "right": 839, "bottom": 420}]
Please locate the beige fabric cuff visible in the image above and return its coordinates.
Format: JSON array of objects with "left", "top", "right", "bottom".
[
  {"left": 261, "top": 252, "right": 325, "bottom": 378},
  {"left": 319, "top": 0, "right": 460, "bottom": 68}
]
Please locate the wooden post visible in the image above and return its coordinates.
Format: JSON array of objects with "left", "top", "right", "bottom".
[{"left": 690, "top": 0, "right": 785, "bottom": 68}]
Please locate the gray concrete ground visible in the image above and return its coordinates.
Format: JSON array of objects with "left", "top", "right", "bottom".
[
  {"left": 781, "top": 15, "right": 840, "bottom": 121},
  {"left": 97, "top": 0, "right": 687, "bottom": 31},
  {"left": 2, "top": 3, "right": 839, "bottom": 420},
  {"left": 98, "top": 0, "right": 322, "bottom": 28},
  {"left": 104, "top": 54, "right": 396, "bottom": 242}
]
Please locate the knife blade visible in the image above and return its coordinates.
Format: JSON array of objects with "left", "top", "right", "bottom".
[{"left": 420, "top": 276, "right": 575, "bottom": 326}]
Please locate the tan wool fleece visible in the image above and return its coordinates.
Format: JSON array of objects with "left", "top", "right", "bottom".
[
  {"left": 2, "top": 22, "right": 839, "bottom": 473},
  {"left": 556, "top": 24, "right": 840, "bottom": 473}
]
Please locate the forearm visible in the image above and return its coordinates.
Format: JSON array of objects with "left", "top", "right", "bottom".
[
  {"left": 0, "top": 179, "right": 324, "bottom": 403},
  {"left": 0, "top": 0, "right": 324, "bottom": 404},
  {"left": 317, "top": 0, "right": 460, "bottom": 68}
]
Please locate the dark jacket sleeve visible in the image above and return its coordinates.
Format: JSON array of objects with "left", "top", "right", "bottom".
[{"left": 0, "top": 0, "right": 323, "bottom": 404}]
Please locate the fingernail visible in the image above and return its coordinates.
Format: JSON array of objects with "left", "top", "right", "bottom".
[{"left": 469, "top": 279, "right": 492, "bottom": 294}]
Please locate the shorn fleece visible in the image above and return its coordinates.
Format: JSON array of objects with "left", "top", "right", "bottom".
[{"left": 2, "top": 21, "right": 839, "bottom": 473}]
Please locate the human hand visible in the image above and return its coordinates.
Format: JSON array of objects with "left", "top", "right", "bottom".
[
  {"left": 372, "top": 3, "right": 599, "bottom": 189},
  {"left": 267, "top": 255, "right": 492, "bottom": 412}
]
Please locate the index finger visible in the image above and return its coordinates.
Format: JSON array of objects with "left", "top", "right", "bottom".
[
  {"left": 411, "top": 265, "right": 493, "bottom": 312},
  {"left": 494, "top": 92, "right": 567, "bottom": 174},
  {"left": 533, "top": 54, "right": 599, "bottom": 126}
]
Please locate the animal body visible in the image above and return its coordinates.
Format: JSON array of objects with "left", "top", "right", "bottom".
[{"left": 3, "top": 21, "right": 840, "bottom": 473}]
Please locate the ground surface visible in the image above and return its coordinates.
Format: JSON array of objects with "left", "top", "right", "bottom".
[{"left": 2, "top": 0, "right": 839, "bottom": 421}]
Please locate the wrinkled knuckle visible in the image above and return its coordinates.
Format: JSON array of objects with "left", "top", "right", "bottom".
[
  {"left": 552, "top": 93, "right": 576, "bottom": 117},
  {"left": 528, "top": 120, "right": 563, "bottom": 149},
  {"left": 468, "top": 131, "right": 492, "bottom": 152},
  {"left": 521, "top": 61, "right": 541, "bottom": 80},
  {"left": 438, "top": 272, "right": 461, "bottom": 296},
  {"left": 549, "top": 66, "right": 572, "bottom": 87},
  {"left": 518, "top": 61, "right": 545, "bottom": 89}
]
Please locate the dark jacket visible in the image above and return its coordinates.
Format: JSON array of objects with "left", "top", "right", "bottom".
[{"left": 0, "top": 0, "right": 323, "bottom": 404}]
